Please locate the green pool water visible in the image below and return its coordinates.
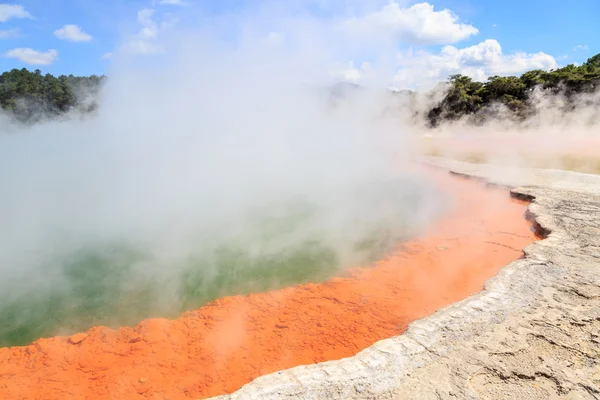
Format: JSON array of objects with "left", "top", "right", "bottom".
[{"left": 0, "top": 178, "right": 445, "bottom": 347}]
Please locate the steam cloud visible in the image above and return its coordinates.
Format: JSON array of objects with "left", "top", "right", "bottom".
[
  {"left": 0, "top": 7, "right": 448, "bottom": 346},
  {"left": 2, "top": 2, "right": 597, "bottom": 347},
  {"left": 421, "top": 85, "right": 600, "bottom": 173}
]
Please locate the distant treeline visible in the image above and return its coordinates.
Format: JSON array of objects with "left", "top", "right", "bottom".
[
  {"left": 2, "top": 54, "right": 600, "bottom": 126},
  {"left": 0, "top": 68, "right": 105, "bottom": 123},
  {"left": 426, "top": 53, "right": 600, "bottom": 126}
]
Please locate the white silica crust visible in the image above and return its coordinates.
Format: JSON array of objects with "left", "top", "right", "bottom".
[{"left": 209, "top": 157, "right": 600, "bottom": 400}]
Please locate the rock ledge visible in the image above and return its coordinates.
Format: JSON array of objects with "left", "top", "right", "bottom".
[{"left": 210, "top": 158, "right": 600, "bottom": 400}]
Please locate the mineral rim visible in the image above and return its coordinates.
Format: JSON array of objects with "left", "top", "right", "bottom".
[
  {"left": 211, "top": 157, "right": 600, "bottom": 400},
  {"left": 0, "top": 165, "right": 539, "bottom": 400}
]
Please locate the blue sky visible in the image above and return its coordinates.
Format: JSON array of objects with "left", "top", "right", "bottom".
[
  {"left": 0, "top": 0, "right": 597, "bottom": 83},
  {"left": 433, "top": 0, "right": 598, "bottom": 57}
]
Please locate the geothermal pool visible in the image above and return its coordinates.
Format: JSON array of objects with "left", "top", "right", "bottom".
[
  {"left": 0, "top": 175, "right": 443, "bottom": 347},
  {"left": 0, "top": 171, "right": 538, "bottom": 400}
]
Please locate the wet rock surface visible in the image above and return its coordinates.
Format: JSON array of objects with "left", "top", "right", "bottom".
[{"left": 213, "top": 158, "right": 600, "bottom": 400}]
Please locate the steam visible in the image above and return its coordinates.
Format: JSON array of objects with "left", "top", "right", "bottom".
[
  {"left": 421, "top": 85, "right": 600, "bottom": 172},
  {"left": 3, "top": 2, "right": 596, "bottom": 348},
  {"left": 0, "top": 9, "right": 447, "bottom": 346}
]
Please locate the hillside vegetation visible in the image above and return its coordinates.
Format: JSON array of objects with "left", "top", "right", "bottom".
[
  {"left": 427, "top": 53, "right": 600, "bottom": 126},
  {"left": 0, "top": 68, "right": 105, "bottom": 123},
  {"left": 1, "top": 53, "right": 599, "bottom": 125}
]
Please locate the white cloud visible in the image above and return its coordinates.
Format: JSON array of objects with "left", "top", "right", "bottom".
[
  {"left": 573, "top": 44, "right": 589, "bottom": 52},
  {"left": 0, "top": 4, "right": 33, "bottom": 22},
  {"left": 137, "top": 9, "right": 158, "bottom": 37},
  {"left": 54, "top": 24, "right": 93, "bottom": 42},
  {"left": 121, "top": 9, "right": 163, "bottom": 55},
  {"left": 0, "top": 28, "right": 19, "bottom": 39},
  {"left": 5, "top": 48, "right": 59, "bottom": 65},
  {"left": 120, "top": 8, "right": 180, "bottom": 55},
  {"left": 265, "top": 31, "right": 285, "bottom": 46},
  {"left": 394, "top": 39, "right": 558, "bottom": 88},
  {"left": 340, "top": 2, "right": 478, "bottom": 45},
  {"left": 125, "top": 39, "right": 163, "bottom": 55},
  {"left": 101, "top": 52, "right": 112, "bottom": 60},
  {"left": 330, "top": 61, "right": 371, "bottom": 83},
  {"left": 158, "top": 0, "right": 186, "bottom": 4}
]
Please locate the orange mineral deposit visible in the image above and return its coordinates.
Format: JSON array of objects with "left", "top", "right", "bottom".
[{"left": 0, "top": 173, "right": 538, "bottom": 400}]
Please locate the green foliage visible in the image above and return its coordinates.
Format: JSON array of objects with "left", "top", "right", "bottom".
[
  {"left": 427, "top": 52, "right": 600, "bottom": 126},
  {"left": 583, "top": 53, "right": 600, "bottom": 70},
  {"left": 0, "top": 68, "right": 105, "bottom": 123},
  {"left": 520, "top": 69, "right": 546, "bottom": 89},
  {"left": 427, "top": 75, "right": 485, "bottom": 123}
]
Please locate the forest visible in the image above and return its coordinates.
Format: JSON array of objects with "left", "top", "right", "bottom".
[
  {"left": 1, "top": 52, "right": 599, "bottom": 125},
  {"left": 426, "top": 53, "right": 600, "bottom": 126},
  {"left": 0, "top": 68, "right": 105, "bottom": 123}
]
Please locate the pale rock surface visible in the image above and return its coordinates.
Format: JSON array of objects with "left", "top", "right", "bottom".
[{"left": 210, "top": 158, "right": 600, "bottom": 400}]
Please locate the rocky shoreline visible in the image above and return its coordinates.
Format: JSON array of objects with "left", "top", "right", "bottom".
[{"left": 211, "top": 158, "right": 600, "bottom": 400}]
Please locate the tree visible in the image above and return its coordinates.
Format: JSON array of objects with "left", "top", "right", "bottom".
[
  {"left": 427, "top": 75, "right": 485, "bottom": 126},
  {"left": 583, "top": 54, "right": 600, "bottom": 70},
  {"left": 426, "top": 52, "right": 600, "bottom": 125},
  {"left": 0, "top": 68, "right": 106, "bottom": 123}
]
